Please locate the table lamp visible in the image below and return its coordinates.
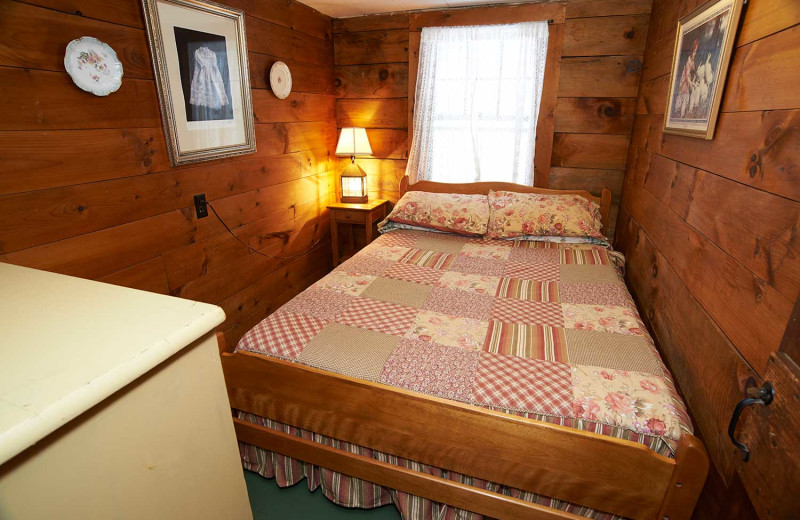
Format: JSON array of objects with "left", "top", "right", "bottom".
[{"left": 335, "top": 127, "right": 372, "bottom": 203}]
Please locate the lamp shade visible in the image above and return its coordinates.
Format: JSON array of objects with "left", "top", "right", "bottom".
[{"left": 335, "top": 127, "right": 372, "bottom": 157}]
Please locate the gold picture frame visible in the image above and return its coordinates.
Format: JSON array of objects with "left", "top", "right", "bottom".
[
  {"left": 663, "top": 0, "right": 743, "bottom": 139},
  {"left": 142, "top": 0, "right": 256, "bottom": 166}
]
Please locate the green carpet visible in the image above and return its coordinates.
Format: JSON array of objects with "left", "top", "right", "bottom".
[{"left": 244, "top": 470, "right": 401, "bottom": 519}]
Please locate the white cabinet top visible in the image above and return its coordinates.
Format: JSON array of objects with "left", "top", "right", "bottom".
[{"left": 0, "top": 263, "right": 226, "bottom": 465}]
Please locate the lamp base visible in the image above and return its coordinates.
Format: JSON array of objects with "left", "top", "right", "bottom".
[{"left": 340, "top": 162, "right": 368, "bottom": 204}]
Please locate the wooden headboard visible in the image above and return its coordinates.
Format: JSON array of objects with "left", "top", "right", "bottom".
[{"left": 399, "top": 176, "right": 613, "bottom": 236}]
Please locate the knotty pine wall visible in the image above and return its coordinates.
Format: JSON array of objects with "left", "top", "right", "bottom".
[
  {"left": 0, "top": 0, "right": 337, "bottom": 347},
  {"left": 333, "top": 0, "right": 653, "bottom": 239},
  {"left": 615, "top": 0, "right": 799, "bottom": 516}
]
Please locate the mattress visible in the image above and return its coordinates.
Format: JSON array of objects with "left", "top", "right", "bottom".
[{"left": 235, "top": 229, "right": 692, "bottom": 519}]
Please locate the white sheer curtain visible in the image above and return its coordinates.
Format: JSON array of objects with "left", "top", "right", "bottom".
[{"left": 407, "top": 22, "right": 549, "bottom": 186}]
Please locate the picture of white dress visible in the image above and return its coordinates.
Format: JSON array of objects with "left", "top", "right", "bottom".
[
  {"left": 174, "top": 26, "right": 234, "bottom": 122},
  {"left": 190, "top": 47, "right": 230, "bottom": 110}
]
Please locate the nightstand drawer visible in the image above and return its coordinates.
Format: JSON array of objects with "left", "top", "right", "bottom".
[{"left": 335, "top": 210, "right": 366, "bottom": 223}]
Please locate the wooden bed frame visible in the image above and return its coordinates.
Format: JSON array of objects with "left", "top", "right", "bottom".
[{"left": 220, "top": 178, "right": 708, "bottom": 520}]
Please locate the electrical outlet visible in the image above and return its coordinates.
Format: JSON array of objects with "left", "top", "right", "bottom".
[{"left": 194, "top": 194, "right": 208, "bottom": 219}]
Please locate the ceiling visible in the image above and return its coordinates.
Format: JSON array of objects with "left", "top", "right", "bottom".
[{"left": 302, "top": 0, "right": 532, "bottom": 19}]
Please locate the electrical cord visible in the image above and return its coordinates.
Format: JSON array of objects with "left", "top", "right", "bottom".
[{"left": 205, "top": 201, "right": 326, "bottom": 260}]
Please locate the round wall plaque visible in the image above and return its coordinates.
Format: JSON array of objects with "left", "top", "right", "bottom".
[{"left": 269, "top": 61, "right": 292, "bottom": 100}]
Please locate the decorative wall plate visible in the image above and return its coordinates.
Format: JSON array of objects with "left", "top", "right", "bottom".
[
  {"left": 269, "top": 61, "right": 292, "bottom": 99},
  {"left": 64, "top": 37, "right": 123, "bottom": 96}
]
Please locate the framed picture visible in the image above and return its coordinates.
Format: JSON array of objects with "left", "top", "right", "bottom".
[
  {"left": 663, "top": 0, "right": 743, "bottom": 139},
  {"left": 142, "top": 0, "right": 256, "bottom": 166}
]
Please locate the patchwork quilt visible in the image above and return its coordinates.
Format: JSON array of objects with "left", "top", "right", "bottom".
[{"left": 237, "top": 229, "right": 692, "bottom": 451}]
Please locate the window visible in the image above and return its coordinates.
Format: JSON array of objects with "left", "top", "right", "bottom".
[{"left": 407, "top": 22, "right": 549, "bottom": 186}]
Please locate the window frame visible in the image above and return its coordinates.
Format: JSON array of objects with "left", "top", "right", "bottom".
[{"left": 408, "top": 3, "right": 565, "bottom": 188}]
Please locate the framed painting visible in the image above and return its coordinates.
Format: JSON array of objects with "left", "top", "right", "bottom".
[
  {"left": 663, "top": 0, "right": 743, "bottom": 139},
  {"left": 142, "top": 0, "right": 256, "bottom": 166}
]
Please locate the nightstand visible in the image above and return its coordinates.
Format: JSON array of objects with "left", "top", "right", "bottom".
[{"left": 328, "top": 199, "right": 388, "bottom": 266}]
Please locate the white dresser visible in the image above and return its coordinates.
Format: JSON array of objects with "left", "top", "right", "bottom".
[{"left": 0, "top": 263, "right": 252, "bottom": 520}]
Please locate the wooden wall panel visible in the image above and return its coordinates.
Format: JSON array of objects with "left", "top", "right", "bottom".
[
  {"left": 558, "top": 56, "right": 642, "bottom": 97},
  {"left": 562, "top": 14, "right": 649, "bottom": 57},
  {"left": 334, "top": 0, "right": 653, "bottom": 239},
  {"left": 0, "top": 0, "right": 337, "bottom": 347},
  {"left": 334, "top": 29, "right": 409, "bottom": 65},
  {"left": 565, "top": 0, "right": 652, "bottom": 18},
  {"left": 334, "top": 63, "right": 408, "bottom": 98},
  {"left": 616, "top": 0, "right": 800, "bottom": 515},
  {"left": 554, "top": 97, "right": 635, "bottom": 134},
  {"left": 0, "top": 0, "right": 152, "bottom": 78}
]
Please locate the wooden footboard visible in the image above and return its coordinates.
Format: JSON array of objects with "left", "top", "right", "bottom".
[{"left": 221, "top": 350, "right": 708, "bottom": 520}]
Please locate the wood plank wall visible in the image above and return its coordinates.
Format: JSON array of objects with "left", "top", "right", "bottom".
[
  {"left": 0, "top": 0, "right": 337, "bottom": 347},
  {"left": 333, "top": 0, "right": 653, "bottom": 239},
  {"left": 615, "top": 0, "right": 800, "bottom": 516}
]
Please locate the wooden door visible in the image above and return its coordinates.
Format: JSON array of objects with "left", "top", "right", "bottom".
[{"left": 735, "top": 297, "right": 800, "bottom": 520}]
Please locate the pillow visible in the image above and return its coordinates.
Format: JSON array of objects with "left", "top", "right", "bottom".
[
  {"left": 487, "top": 190, "right": 604, "bottom": 239},
  {"left": 378, "top": 191, "right": 490, "bottom": 236},
  {"left": 507, "top": 235, "right": 611, "bottom": 247}
]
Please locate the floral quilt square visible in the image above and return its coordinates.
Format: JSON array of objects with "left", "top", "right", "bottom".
[
  {"left": 559, "top": 283, "right": 635, "bottom": 307},
  {"left": 460, "top": 242, "right": 512, "bottom": 261},
  {"left": 472, "top": 352, "right": 572, "bottom": 415},
  {"left": 502, "top": 262, "right": 560, "bottom": 282},
  {"left": 313, "top": 270, "right": 376, "bottom": 297},
  {"left": 570, "top": 365, "right": 687, "bottom": 441},
  {"left": 236, "top": 311, "right": 327, "bottom": 359},
  {"left": 495, "top": 278, "right": 559, "bottom": 302},
  {"left": 483, "top": 321, "right": 568, "bottom": 362},
  {"left": 491, "top": 299, "right": 564, "bottom": 327},
  {"left": 449, "top": 255, "right": 505, "bottom": 276},
  {"left": 435, "top": 271, "right": 501, "bottom": 295},
  {"left": 279, "top": 287, "right": 355, "bottom": 320},
  {"left": 422, "top": 287, "right": 494, "bottom": 321},
  {"left": 380, "top": 339, "right": 480, "bottom": 402},
  {"left": 508, "top": 247, "right": 560, "bottom": 264},
  {"left": 362, "top": 241, "right": 412, "bottom": 262},
  {"left": 334, "top": 255, "right": 394, "bottom": 276},
  {"left": 561, "top": 303, "right": 646, "bottom": 336},
  {"left": 336, "top": 297, "right": 418, "bottom": 336},
  {"left": 405, "top": 309, "right": 489, "bottom": 350}
]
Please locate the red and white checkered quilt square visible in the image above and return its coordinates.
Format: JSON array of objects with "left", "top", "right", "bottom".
[
  {"left": 491, "top": 299, "right": 564, "bottom": 327},
  {"left": 237, "top": 311, "right": 327, "bottom": 359},
  {"left": 379, "top": 232, "right": 419, "bottom": 248},
  {"left": 336, "top": 297, "right": 418, "bottom": 336},
  {"left": 502, "top": 262, "right": 560, "bottom": 282},
  {"left": 472, "top": 352, "right": 572, "bottom": 415},
  {"left": 383, "top": 262, "right": 444, "bottom": 285}
]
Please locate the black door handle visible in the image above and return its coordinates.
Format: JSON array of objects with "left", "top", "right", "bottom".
[{"left": 728, "top": 381, "right": 774, "bottom": 462}]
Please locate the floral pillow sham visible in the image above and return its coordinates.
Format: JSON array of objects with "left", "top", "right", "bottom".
[
  {"left": 378, "top": 191, "right": 490, "bottom": 236},
  {"left": 487, "top": 190, "right": 604, "bottom": 239}
]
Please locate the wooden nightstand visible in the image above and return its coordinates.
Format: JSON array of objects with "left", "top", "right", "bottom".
[{"left": 327, "top": 199, "right": 388, "bottom": 266}]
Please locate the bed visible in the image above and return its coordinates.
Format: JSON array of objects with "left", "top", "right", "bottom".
[{"left": 219, "top": 177, "right": 708, "bottom": 520}]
